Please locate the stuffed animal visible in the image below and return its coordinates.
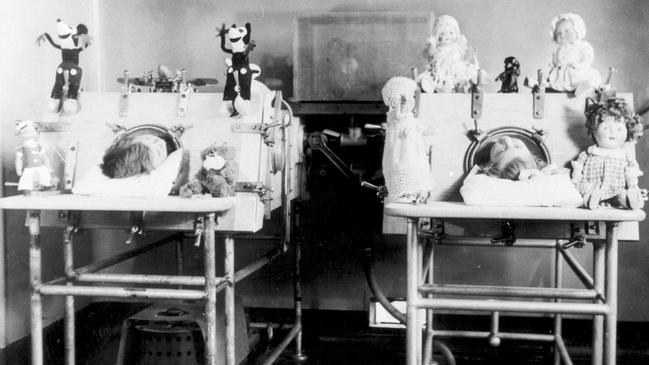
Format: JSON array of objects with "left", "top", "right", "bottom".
[
  {"left": 100, "top": 134, "right": 169, "bottom": 178},
  {"left": 36, "top": 19, "right": 92, "bottom": 114},
  {"left": 217, "top": 23, "right": 261, "bottom": 117},
  {"left": 15, "top": 120, "right": 56, "bottom": 194},
  {"left": 180, "top": 143, "right": 237, "bottom": 198},
  {"left": 495, "top": 56, "right": 520, "bottom": 93}
]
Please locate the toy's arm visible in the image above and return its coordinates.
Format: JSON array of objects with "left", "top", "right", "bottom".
[
  {"left": 625, "top": 154, "right": 643, "bottom": 188},
  {"left": 243, "top": 40, "right": 256, "bottom": 56},
  {"left": 217, "top": 24, "right": 232, "bottom": 54},
  {"left": 15, "top": 149, "right": 23, "bottom": 177},
  {"left": 574, "top": 41, "right": 595, "bottom": 69},
  {"left": 77, "top": 34, "right": 93, "bottom": 50},
  {"left": 570, "top": 150, "right": 588, "bottom": 184},
  {"left": 36, "top": 33, "right": 60, "bottom": 49}
]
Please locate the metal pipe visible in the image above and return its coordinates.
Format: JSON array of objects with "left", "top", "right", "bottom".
[
  {"left": 558, "top": 245, "right": 595, "bottom": 290},
  {"left": 74, "top": 232, "right": 182, "bottom": 275},
  {"left": 28, "top": 210, "right": 43, "bottom": 365},
  {"left": 233, "top": 246, "right": 283, "bottom": 283},
  {"left": 63, "top": 225, "right": 76, "bottom": 365},
  {"left": 204, "top": 214, "right": 217, "bottom": 365},
  {"left": 605, "top": 223, "right": 619, "bottom": 365},
  {"left": 555, "top": 334, "right": 574, "bottom": 365},
  {"left": 592, "top": 241, "right": 605, "bottom": 365},
  {"left": 433, "top": 330, "right": 555, "bottom": 342},
  {"left": 38, "top": 285, "right": 206, "bottom": 300},
  {"left": 489, "top": 311, "right": 501, "bottom": 347},
  {"left": 415, "top": 298, "right": 609, "bottom": 315},
  {"left": 437, "top": 237, "right": 557, "bottom": 248},
  {"left": 225, "top": 235, "right": 235, "bottom": 365},
  {"left": 260, "top": 324, "right": 301, "bottom": 365},
  {"left": 419, "top": 284, "right": 597, "bottom": 300},
  {"left": 75, "top": 273, "right": 221, "bottom": 287},
  {"left": 406, "top": 218, "right": 419, "bottom": 365},
  {"left": 553, "top": 241, "right": 563, "bottom": 365},
  {"left": 176, "top": 239, "right": 183, "bottom": 276},
  {"left": 423, "top": 239, "right": 434, "bottom": 365},
  {"left": 293, "top": 221, "right": 307, "bottom": 361}
]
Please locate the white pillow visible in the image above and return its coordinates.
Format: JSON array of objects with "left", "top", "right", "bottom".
[
  {"left": 72, "top": 148, "right": 184, "bottom": 198},
  {"left": 460, "top": 166, "right": 583, "bottom": 207}
]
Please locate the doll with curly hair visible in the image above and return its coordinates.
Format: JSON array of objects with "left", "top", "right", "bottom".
[{"left": 571, "top": 98, "right": 645, "bottom": 209}]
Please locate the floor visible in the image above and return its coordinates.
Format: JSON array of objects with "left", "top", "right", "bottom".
[{"left": 3, "top": 302, "right": 649, "bottom": 365}]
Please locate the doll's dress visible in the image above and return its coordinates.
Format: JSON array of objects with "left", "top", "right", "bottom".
[
  {"left": 547, "top": 40, "right": 602, "bottom": 92},
  {"left": 17, "top": 144, "right": 52, "bottom": 191},
  {"left": 382, "top": 111, "right": 433, "bottom": 200},
  {"left": 420, "top": 42, "right": 479, "bottom": 93},
  {"left": 572, "top": 146, "right": 639, "bottom": 200}
]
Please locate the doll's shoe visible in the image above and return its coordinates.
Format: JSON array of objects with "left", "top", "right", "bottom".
[
  {"left": 218, "top": 102, "right": 234, "bottom": 117},
  {"left": 62, "top": 99, "right": 79, "bottom": 114},
  {"left": 626, "top": 187, "right": 644, "bottom": 209},
  {"left": 47, "top": 98, "right": 60, "bottom": 112},
  {"left": 234, "top": 97, "right": 252, "bottom": 116},
  {"left": 587, "top": 188, "right": 602, "bottom": 210}
]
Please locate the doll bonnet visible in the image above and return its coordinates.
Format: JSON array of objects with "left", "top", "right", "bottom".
[
  {"left": 381, "top": 77, "right": 417, "bottom": 109},
  {"left": 551, "top": 13, "right": 586, "bottom": 40},
  {"left": 434, "top": 15, "right": 460, "bottom": 36}
]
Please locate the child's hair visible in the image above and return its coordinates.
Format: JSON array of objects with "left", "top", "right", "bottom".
[
  {"left": 484, "top": 155, "right": 547, "bottom": 181},
  {"left": 100, "top": 135, "right": 156, "bottom": 178},
  {"left": 585, "top": 98, "right": 643, "bottom": 143}
]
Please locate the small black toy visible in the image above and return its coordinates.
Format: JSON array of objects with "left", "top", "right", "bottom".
[{"left": 495, "top": 56, "right": 520, "bottom": 93}]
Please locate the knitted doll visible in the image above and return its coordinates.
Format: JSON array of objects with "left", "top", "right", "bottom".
[
  {"left": 15, "top": 120, "right": 55, "bottom": 194},
  {"left": 571, "top": 98, "right": 645, "bottom": 209},
  {"left": 381, "top": 77, "right": 432, "bottom": 203},
  {"left": 418, "top": 15, "right": 480, "bottom": 93},
  {"left": 482, "top": 136, "right": 557, "bottom": 181},
  {"left": 546, "top": 13, "right": 601, "bottom": 95}
]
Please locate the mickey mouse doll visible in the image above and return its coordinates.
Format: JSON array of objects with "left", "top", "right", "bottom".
[
  {"left": 36, "top": 19, "right": 92, "bottom": 114},
  {"left": 217, "top": 23, "right": 260, "bottom": 117}
]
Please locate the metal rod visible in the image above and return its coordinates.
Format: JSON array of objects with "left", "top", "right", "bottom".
[
  {"left": 553, "top": 241, "right": 563, "bottom": 365},
  {"left": 75, "top": 273, "right": 214, "bottom": 286},
  {"left": 423, "top": 238, "right": 434, "bottom": 365},
  {"left": 419, "top": 284, "right": 597, "bottom": 300},
  {"left": 558, "top": 245, "right": 595, "bottom": 290},
  {"left": 204, "top": 214, "right": 217, "bottom": 365},
  {"left": 438, "top": 236, "right": 557, "bottom": 248},
  {"left": 489, "top": 311, "right": 500, "bottom": 346},
  {"left": 63, "top": 225, "right": 76, "bottom": 365},
  {"left": 176, "top": 239, "right": 183, "bottom": 276},
  {"left": 260, "top": 324, "right": 301, "bottom": 365},
  {"left": 415, "top": 298, "right": 608, "bottom": 315},
  {"left": 38, "top": 285, "right": 206, "bottom": 300},
  {"left": 74, "top": 232, "right": 182, "bottom": 275},
  {"left": 294, "top": 219, "right": 307, "bottom": 361},
  {"left": 225, "top": 235, "right": 235, "bottom": 365},
  {"left": 234, "top": 246, "right": 283, "bottom": 283},
  {"left": 406, "top": 218, "right": 419, "bottom": 365},
  {"left": 555, "top": 334, "right": 574, "bottom": 365},
  {"left": 592, "top": 241, "right": 605, "bottom": 365},
  {"left": 605, "top": 223, "right": 619, "bottom": 365},
  {"left": 433, "top": 330, "right": 555, "bottom": 342},
  {"left": 28, "top": 210, "right": 43, "bottom": 365}
]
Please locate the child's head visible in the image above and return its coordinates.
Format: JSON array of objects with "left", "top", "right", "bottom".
[
  {"left": 551, "top": 13, "right": 586, "bottom": 44},
  {"left": 434, "top": 15, "right": 460, "bottom": 46},
  {"left": 101, "top": 134, "right": 169, "bottom": 178},
  {"left": 483, "top": 136, "right": 547, "bottom": 180},
  {"left": 585, "top": 98, "right": 643, "bottom": 148}
]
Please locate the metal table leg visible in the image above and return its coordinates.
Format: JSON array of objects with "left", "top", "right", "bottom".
[
  {"left": 294, "top": 230, "right": 307, "bottom": 361},
  {"left": 592, "top": 241, "right": 605, "bottom": 365},
  {"left": 225, "top": 235, "right": 235, "bottom": 365},
  {"left": 63, "top": 224, "right": 77, "bottom": 365},
  {"left": 204, "top": 214, "right": 217, "bottom": 365},
  {"left": 553, "top": 242, "right": 563, "bottom": 365},
  {"left": 604, "top": 223, "right": 619, "bottom": 365},
  {"left": 28, "top": 210, "right": 43, "bottom": 365},
  {"left": 406, "top": 218, "right": 420, "bottom": 365}
]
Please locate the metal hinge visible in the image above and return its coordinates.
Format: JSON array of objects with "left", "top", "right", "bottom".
[{"left": 235, "top": 181, "right": 273, "bottom": 202}]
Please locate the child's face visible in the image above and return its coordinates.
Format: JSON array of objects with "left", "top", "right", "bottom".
[
  {"left": 593, "top": 115, "right": 627, "bottom": 149},
  {"left": 489, "top": 136, "right": 532, "bottom": 168},
  {"left": 133, "top": 135, "right": 168, "bottom": 168},
  {"left": 437, "top": 24, "right": 458, "bottom": 46},
  {"left": 554, "top": 19, "right": 578, "bottom": 44}
]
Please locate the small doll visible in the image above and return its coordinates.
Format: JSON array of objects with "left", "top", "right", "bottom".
[
  {"left": 418, "top": 15, "right": 480, "bottom": 93},
  {"left": 495, "top": 56, "right": 520, "bottom": 93},
  {"left": 15, "top": 120, "right": 55, "bottom": 194},
  {"left": 571, "top": 98, "right": 645, "bottom": 209},
  {"left": 482, "top": 136, "right": 559, "bottom": 181},
  {"left": 36, "top": 19, "right": 92, "bottom": 114},
  {"left": 381, "top": 77, "right": 432, "bottom": 203},
  {"left": 546, "top": 13, "right": 602, "bottom": 95},
  {"left": 101, "top": 134, "right": 169, "bottom": 178},
  {"left": 217, "top": 23, "right": 260, "bottom": 117}
]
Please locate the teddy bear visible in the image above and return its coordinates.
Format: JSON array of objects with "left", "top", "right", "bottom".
[
  {"left": 180, "top": 143, "right": 237, "bottom": 198},
  {"left": 36, "top": 19, "right": 92, "bottom": 114}
]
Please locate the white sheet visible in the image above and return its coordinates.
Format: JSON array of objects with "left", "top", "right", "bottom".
[
  {"left": 460, "top": 166, "right": 583, "bottom": 207},
  {"left": 72, "top": 148, "right": 183, "bottom": 198}
]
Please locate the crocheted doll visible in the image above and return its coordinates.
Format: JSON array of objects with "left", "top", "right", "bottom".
[
  {"left": 418, "top": 15, "right": 480, "bottom": 93},
  {"left": 482, "top": 136, "right": 558, "bottom": 181},
  {"left": 546, "top": 13, "right": 601, "bottom": 95},
  {"left": 381, "top": 77, "right": 432, "bottom": 203},
  {"left": 15, "top": 120, "right": 55, "bottom": 194},
  {"left": 571, "top": 98, "right": 645, "bottom": 209}
]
